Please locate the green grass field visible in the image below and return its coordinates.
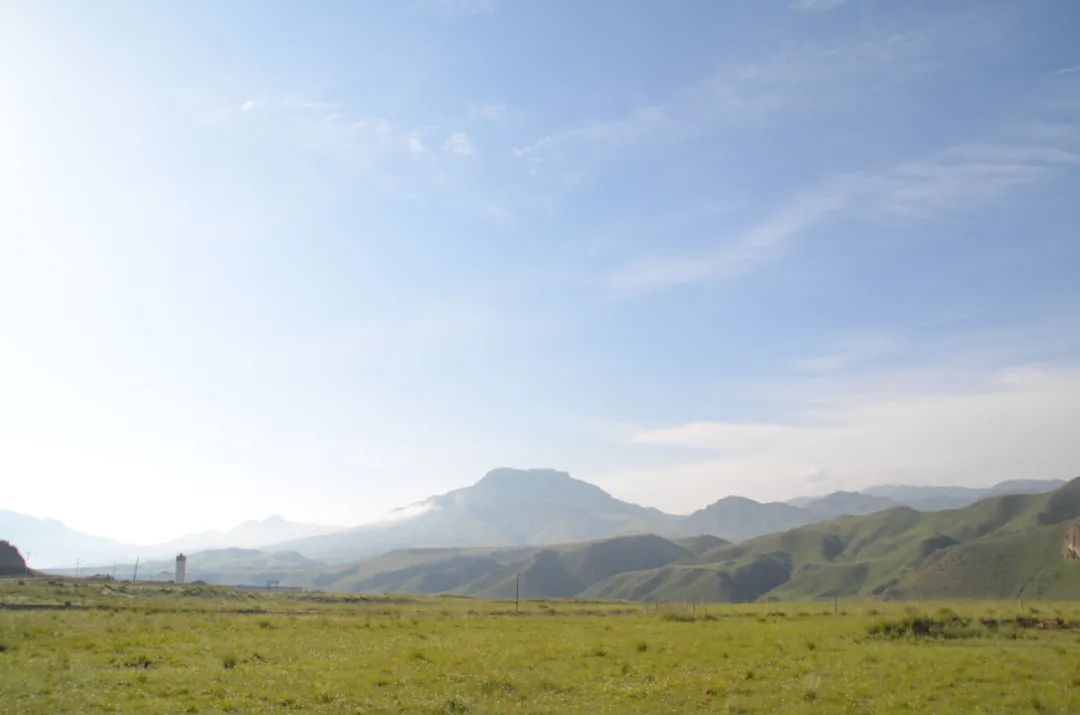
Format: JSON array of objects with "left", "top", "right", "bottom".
[{"left": 3, "top": 580, "right": 1080, "bottom": 713}]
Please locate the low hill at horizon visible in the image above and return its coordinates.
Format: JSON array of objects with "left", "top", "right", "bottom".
[{"left": 589, "top": 476, "right": 1080, "bottom": 602}]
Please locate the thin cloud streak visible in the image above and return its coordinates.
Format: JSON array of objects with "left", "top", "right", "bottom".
[
  {"left": 792, "top": 333, "right": 900, "bottom": 372},
  {"left": 609, "top": 181, "right": 849, "bottom": 292},
  {"left": 514, "top": 15, "right": 986, "bottom": 173},
  {"left": 610, "top": 137, "right": 1080, "bottom": 293}
]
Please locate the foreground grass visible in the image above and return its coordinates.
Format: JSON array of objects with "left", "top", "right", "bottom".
[{"left": 2, "top": 580, "right": 1080, "bottom": 713}]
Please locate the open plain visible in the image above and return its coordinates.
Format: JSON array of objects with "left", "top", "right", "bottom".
[{"left": 3, "top": 580, "right": 1080, "bottom": 713}]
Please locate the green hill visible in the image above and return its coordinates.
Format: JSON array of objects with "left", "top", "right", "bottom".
[
  {"left": 307, "top": 533, "right": 709, "bottom": 599},
  {"left": 587, "top": 476, "right": 1080, "bottom": 602},
  {"left": 44, "top": 478, "right": 1080, "bottom": 603}
]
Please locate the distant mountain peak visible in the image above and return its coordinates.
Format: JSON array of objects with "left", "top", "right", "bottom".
[
  {"left": 466, "top": 467, "right": 613, "bottom": 502},
  {"left": 704, "top": 495, "right": 765, "bottom": 508},
  {"left": 477, "top": 467, "right": 578, "bottom": 486}
]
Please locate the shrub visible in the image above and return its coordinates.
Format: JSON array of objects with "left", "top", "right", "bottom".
[
  {"left": 661, "top": 612, "right": 696, "bottom": 623},
  {"left": 115, "top": 654, "right": 154, "bottom": 669},
  {"left": 442, "top": 696, "right": 469, "bottom": 713},
  {"left": 867, "top": 615, "right": 983, "bottom": 640}
]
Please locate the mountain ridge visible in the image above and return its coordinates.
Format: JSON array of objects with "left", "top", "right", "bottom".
[
  {"left": 137, "top": 475, "right": 1080, "bottom": 602},
  {"left": 6, "top": 469, "right": 1067, "bottom": 568}
]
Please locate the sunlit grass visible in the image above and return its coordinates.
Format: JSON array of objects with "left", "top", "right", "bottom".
[{"left": 2, "top": 579, "right": 1080, "bottom": 712}]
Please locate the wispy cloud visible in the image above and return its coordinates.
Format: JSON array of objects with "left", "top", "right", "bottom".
[
  {"left": 514, "top": 17, "right": 977, "bottom": 174},
  {"left": 610, "top": 135, "right": 1080, "bottom": 292},
  {"left": 216, "top": 94, "right": 493, "bottom": 191},
  {"left": 404, "top": 132, "right": 425, "bottom": 158},
  {"left": 869, "top": 144, "right": 1080, "bottom": 219},
  {"left": 792, "top": 333, "right": 899, "bottom": 372},
  {"left": 443, "top": 131, "right": 476, "bottom": 158},
  {"left": 610, "top": 181, "right": 849, "bottom": 292},
  {"left": 512, "top": 105, "right": 667, "bottom": 171},
  {"left": 468, "top": 103, "right": 506, "bottom": 123},
  {"left": 234, "top": 95, "right": 403, "bottom": 167}
]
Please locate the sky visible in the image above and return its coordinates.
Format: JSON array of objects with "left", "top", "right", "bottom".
[{"left": 2, "top": 0, "right": 1080, "bottom": 544}]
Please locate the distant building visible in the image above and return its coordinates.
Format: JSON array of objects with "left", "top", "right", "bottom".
[
  {"left": 1064, "top": 521, "right": 1080, "bottom": 560},
  {"left": 175, "top": 553, "right": 187, "bottom": 584}
]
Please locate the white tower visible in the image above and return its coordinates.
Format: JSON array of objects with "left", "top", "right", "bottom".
[{"left": 175, "top": 553, "right": 187, "bottom": 584}]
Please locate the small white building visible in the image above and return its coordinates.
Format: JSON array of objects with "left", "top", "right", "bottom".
[{"left": 175, "top": 553, "right": 187, "bottom": 584}]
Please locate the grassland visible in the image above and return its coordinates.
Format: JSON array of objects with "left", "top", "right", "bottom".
[{"left": 4, "top": 579, "right": 1080, "bottom": 713}]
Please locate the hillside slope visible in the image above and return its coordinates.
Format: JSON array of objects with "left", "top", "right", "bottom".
[
  {"left": 307, "top": 533, "right": 708, "bottom": 599},
  {"left": 588, "top": 477, "right": 1080, "bottom": 602},
  {"left": 277, "top": 468, "right": 680, "bottom": 561},
  {"left": 50, "top": 478, "right": 1079, "bottom": 602}
]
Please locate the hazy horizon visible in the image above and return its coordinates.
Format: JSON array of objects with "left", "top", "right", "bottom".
[
  {"left": 4, "top": 468, "right": 1067, "bottom": 561},
  {"left": 3, "top": 1, "right": 1080, "bottom": 544}
]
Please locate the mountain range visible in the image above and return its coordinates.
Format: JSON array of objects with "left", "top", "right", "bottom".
[
  {"left": 4, "top": 468, "right": 1065, "bottom": 568},
  {"left": 102, "top": 474, "right": 1080, "bottom": 603},
  {"left": 272, "top": 468, "right": 1063, "bottom": 561},
  {"left": 0, "top": 511, "right": 338, "bottom": 568},
  {"left": 587, "top": 477, "right": 1080, "bottom": 602}
]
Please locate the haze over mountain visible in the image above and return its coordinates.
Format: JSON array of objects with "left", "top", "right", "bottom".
[
  {"left": 309, "top": 476, "right": 1080, "bottom": 601},
  {"left": 0, "top": 509, "right": 139, "bottom": 569},
  {"left": 6, "top": 469, "right": 1068, "bottom": 569},
  {"left": 0, "top": 511, "right": 341, "bottom": 568},
  {"left": 152, "top": 516, "right": 341, "bottom": 555},
  {"left": 859, "top": 480, "right": 1065, "bottom": 512},
  {"left": 275, "top": 468, "right": 680, "bottom": 562},
  {"left": 276, "top": 469, "right": 1067, "bottom": 560},
  {"left": 104, "top": 475, "right": 1080, "bottom": 603}
]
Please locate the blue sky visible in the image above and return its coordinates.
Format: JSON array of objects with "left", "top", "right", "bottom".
[{"left": 2, "top": 0, "right": 1079, "bottom": 542}]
